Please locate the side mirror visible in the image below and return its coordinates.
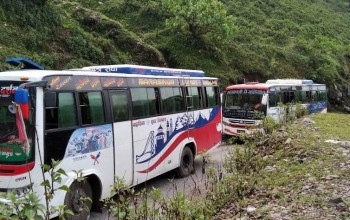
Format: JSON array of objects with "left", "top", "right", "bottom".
[
  {"left": 15, "top": 88, "right": 29, "bottom": 119},
  {"left": 261, "top": 93, "right": 268, "bottom": 106}
]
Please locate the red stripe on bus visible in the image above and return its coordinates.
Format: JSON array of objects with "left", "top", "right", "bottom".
[
  {"left": 137, "top": 132, "right": 188, "bottom": 173},
  {"left": 226, "top": 85, "right": 268, "bottom": 90},
  {"left": 224, "top": 128, "right": 241, "bottom": 136},
  {"left": 0, "top": 162, "right": 35, "bottom": 176},
  {"left": 137, "top": 113, "right": 222, "bottom": 173}
]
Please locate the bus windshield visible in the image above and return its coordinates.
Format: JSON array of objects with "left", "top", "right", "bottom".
[
  {"left": 223, "top": 90, "right": 266, "bottom": 119},
  {"left": 0, "top": 81, "right": 34, "bottom": 165}
]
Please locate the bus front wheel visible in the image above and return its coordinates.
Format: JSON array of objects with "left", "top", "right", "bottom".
[
  {"left": 176, "top": 146, "right": 194, "bottom": 178},
  {"left": 64, "top": 181, "right": 92, "bottom": 220}
]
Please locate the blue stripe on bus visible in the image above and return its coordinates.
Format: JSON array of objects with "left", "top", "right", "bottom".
[{"left": 90, "top": 66, "right": 205, "bottom": 77}]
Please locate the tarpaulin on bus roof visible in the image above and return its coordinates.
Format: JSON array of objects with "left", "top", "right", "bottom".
[{"left": 5, "top": 57, "right": 44, "bottom": 70}]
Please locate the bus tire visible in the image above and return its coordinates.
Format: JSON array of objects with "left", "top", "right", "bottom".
[
  {"left": 176, "top": 146, "right": 194, "bottom": 178},
  {"left": 64, "top": 181, "right": 92, "bottom": 220}
]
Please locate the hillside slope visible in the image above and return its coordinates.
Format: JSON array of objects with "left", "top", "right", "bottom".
[
  {"left": 0, "top": 0, "right": 349, "bottom": 110},
  {"left": 215, "top": 113, "right": 350, "bottom": 219}
]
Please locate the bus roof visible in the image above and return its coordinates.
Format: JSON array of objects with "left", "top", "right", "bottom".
[
  {"left": 226, "top": 79, "right": 325, "bottom": 91},
  {"left": 0, "top": 69, "right": 215, "bottom": 83},
  {"left": 226, "top": 82, "right": 269, "bottom": 90},
  {"left": 266, "top": 79, "right": 314, "bottom": 85},
  {"left": 81, "top": 64, "right": 205, "bottom": 77}
]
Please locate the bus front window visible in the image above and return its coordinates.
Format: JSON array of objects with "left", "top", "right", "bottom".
[
  {"left": 224, "top": 90, "right": 266, "bottom": 119},
  {"left": 0, "top": 103, "right": 17, "bottom": 143},
  {"left": 0, "top": 82, "right": 34, "bottom": 167}
]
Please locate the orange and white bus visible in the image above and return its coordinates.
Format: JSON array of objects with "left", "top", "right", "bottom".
[
  {"left": 222, "top": 79, "right": 327, "bottom": 136},
  {"left": 0, "top": 64, "right": 222, "bottom": 218}
]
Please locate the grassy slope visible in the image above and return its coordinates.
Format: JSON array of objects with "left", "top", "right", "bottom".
[
  {"left": 76, "top": 0, "right": 350, "bottom": 85},
  {"left": 226, "top": 0, "right": 350, "bottom": 84},
  {"left": 0, "top": 0, "right": 165, "bottom": 70},
  {"left": 0, "top": 0, "right": 349, "bottom": 87},
  {"left": 215, "top": 113, "right": 350, "bottom": 219}
]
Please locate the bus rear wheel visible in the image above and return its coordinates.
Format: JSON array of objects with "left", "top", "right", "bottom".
[
  {"left": 176, "top": 146, "right": 194, "bottom": 178},
  {"left": 64, "top": 181, "right": 92, "bottom": 220}
]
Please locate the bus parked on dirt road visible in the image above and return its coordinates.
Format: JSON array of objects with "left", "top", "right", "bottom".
[
  {"left": 0, "top": 64, "right": 222, "bottom": 219},
  {"left": 222, "top": 79, "right": 327, "bottom": 136}
]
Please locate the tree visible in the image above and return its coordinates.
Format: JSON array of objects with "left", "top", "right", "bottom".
[{"left": 161, "top": 0, "right": 236, "bottom": 45}]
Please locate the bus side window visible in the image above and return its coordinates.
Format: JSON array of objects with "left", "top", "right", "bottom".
[
  {"left": 45, "top": 92, "right": 58, "bottom": 130},
  {"left": 161, "top": 87, "right": 175, "bottom": 114},
  {"left": 282, "top": 92, "right": 286, "bottom": 104},
  {"left": 305, "top": 91, "right": 312, "bottom": 102},
  {"left": 312, "top": 91, "right": 318, "bottom": 101},
  {"left": 205, "top": 86, "right": 217, "bottom": 108},
  {"left": 79, "top": 92, "right": 105, "bottom": 125},
  {"left": 290, "top": 91, "right": 295, "bottom": 103},
  {"left": 174, "top": 87, "right": 184, "bottom": 112},
  {"left": 161, "top": 87, "right": 185, "bottom": 114},
  {"left": 188, "top": 87, "right": 201, "bottom": 109},
  {"left": 110, "top": 91, "right": 129, "bottom": 122},
  {"left": 269, "top": 93, "right": 276, "bottom": 107},
  {"left": 282, "top": 91, "right": 295, "bottom": 104},
  {"left": 131, "top": 88, "right": 160, "bottom": 119},
  {"left": 58, "top": 93, "right": 77, "bottom": 128},
  {"left": 319, "top": 91, "right": 327, "bottom": 101},
  {"left": 45, "top": 92, "right": 77, "bottom": 130},
  {"left": 295, "top": 91, "right": 302, "bottom": 102}
]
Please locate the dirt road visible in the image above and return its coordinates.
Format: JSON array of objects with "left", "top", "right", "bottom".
[{"left": 89, "top": 144, "right": 232, "bottom": 220}]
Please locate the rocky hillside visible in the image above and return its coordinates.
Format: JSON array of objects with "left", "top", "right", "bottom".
[{"left": 0, "top": 0, "right": 349, "bottom": 111}]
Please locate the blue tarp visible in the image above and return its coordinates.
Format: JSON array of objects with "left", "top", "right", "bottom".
[{"left": 5, "top": 57, "right": 44, "bottom": 70}]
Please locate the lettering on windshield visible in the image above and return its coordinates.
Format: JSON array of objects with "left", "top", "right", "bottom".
[
  {"left": 228, "top": 89, "right": 264, "bottom": 95},
  {"left": 0, "top": 85, "right": 17, "bottom": 98}
]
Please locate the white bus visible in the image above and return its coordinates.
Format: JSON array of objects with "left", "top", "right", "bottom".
[
  {"left": 0, "top": 65, "right": 222, "bottom": 219},
  {"left": 222, "top": 79, "right": 327, "bottom": 136}
]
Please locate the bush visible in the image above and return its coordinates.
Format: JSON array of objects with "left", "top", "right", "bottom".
[
  {"left": 262, "top": 116, "right": 280, "bottom": 134},
  {"left": 66, "top": 34, "right": 105, "bottom": 63},
  {"left": 294, "top": 102, "right": 308, "bottom": 118}
]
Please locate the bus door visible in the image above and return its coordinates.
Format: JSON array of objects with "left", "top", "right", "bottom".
[{"left": 108, "top": 90, "right": 133, "bottom": 185}]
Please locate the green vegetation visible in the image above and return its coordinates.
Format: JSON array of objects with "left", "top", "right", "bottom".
[
  {"left": 0, "top": 1, "right": 349, "bottom": 217},
  {"left": 215, "top": 113, "right": 350, "bottom": 219},
  {"left": 0, "top": 160, "right": 93, "bottom": 220},
  {"left": 0, "top": 110, "right": 348, "bottom": 218},
  {"left": 0, "top": 0, "right": 349, "bottom": 90},
  {"left": 0, "top": 159, "right": 71, "bottom": 219},
  {"left": 162, "top": 0, "right": 236, "bottom": 45},
  {"left": 103, "top": 178, "right": 213, "bottom": 219},
  {"left": 310, "top": 112, "right": 350, "bottom": 140}
]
